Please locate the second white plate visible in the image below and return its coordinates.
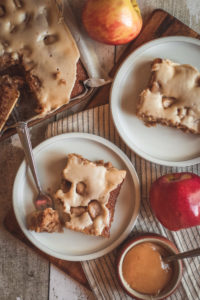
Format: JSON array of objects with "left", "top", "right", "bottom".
[
  {"left": 13, "top": 133, "right": 140, "bottom": 261},
  {"left": 110, "top": 36, "right": 200, "bottom": 167}
]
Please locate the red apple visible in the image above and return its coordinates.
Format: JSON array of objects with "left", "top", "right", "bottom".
[
  {"left": 82, "top": 0, "right": 143, "bottom": 45},
  {"left": 150, "top": 173, "right": 200, "bottom": 231}
]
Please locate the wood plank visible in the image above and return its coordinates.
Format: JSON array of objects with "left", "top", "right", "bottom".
[{"left": 49, "top": 266, "right": 94, "bottom": 300}]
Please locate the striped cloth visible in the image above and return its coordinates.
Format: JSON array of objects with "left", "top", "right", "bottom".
[{"left": 46, "top": 104, "right": 200, "bottom": 300}]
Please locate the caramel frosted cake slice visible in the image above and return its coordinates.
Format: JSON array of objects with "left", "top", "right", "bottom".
[
  {"left": 54, "top": 154, "right": 126, "bottom": 238},
  {"left": 136, "top": 58, "right": 200, "bottom": 134},
  {"left": 0, "top": 0, "right": 80, "bottom": 120}
]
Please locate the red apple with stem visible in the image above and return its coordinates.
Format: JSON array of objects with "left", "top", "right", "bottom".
[
  {"left": 82, "top": 0, "right": 143, "bottom": 45},
  {"left": 150, "top": 173, "right": 200, "bottom": 231}
]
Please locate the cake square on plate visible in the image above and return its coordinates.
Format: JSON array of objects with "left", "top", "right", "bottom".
[
  {"left": 54, "top": 154, "right": 126, "bottom": 237},
  {"left": 137, "top": 58, "right": 200, "bottom": 134}
]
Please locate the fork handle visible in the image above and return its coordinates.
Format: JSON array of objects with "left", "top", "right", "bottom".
[{"left": 16, "top": 122, "right": 42, "bottom": 193}]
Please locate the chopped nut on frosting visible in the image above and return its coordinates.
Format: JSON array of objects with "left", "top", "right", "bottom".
[{"left": 27, "top": 208, "right": 62, "bottom": 233}]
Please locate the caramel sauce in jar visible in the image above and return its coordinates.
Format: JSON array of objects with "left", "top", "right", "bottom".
[{"left": 122, "top": 242, "right": 173, "bottom": 295}]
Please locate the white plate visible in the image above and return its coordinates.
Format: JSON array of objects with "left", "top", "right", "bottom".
[
  {"left": 13, "top": 133, "right": 140, "bottom": 261},
  {"left": 110, "top": 36, "right": 200, "bottom": 167}
]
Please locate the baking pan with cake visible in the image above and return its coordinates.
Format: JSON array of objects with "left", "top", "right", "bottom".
[{"left": 0, "top": 0, "right": 94, "bottom": 139}]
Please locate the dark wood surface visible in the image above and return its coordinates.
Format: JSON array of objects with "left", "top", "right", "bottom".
[{"left": 4, "top": 9, "right": 200, "bottom": 290}]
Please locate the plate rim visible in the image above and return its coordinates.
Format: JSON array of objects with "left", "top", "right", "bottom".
[
  {"left": 13, "top": 132, "right": 140, "bottom": 261},
  {"left": 110, "top": 35, "right": 200, "bottom": 167}
]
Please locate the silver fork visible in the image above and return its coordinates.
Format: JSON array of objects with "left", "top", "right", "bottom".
[{"left": 16, "top": 121, "right": 53, "bottom": 210}]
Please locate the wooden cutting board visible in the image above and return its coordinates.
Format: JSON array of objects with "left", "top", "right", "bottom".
[{"left": 4, "top": 9, "right": 200, "bottom": 291}]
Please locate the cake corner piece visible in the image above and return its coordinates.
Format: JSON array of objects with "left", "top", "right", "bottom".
[{"left": 27, "top": 207, "right": 63, "bottom": 233}]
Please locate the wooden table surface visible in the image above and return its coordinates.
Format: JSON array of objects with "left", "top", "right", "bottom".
[{"left": 1, "top": 1, "right": 200, "bottom": 299}]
